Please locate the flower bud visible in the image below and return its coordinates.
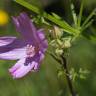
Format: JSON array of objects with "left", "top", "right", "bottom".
[
  {"left": 55, "top": 48, "right": 63, "bottom": 55},
  {"left": 52, "top": 26, "right": 63, "bottom": 38},
  {"left": 62, "top": 37, "right": 71, "bottom": 48}
]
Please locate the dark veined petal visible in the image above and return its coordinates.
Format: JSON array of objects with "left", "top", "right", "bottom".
[
  {"left": 9, "top": 58, "right": 25, "bottom": 73},
  {"left": 0, "top": 38, "right": 26, "bottom": 53},
  {"left": 24, "top": 51, "right": 44, "bottom": 70},
  {"left": 0, "top": 47, "right": 26, "bottom": 60},
  {"left": 37, "top": 29, "right": 48, "bottom": 47},
  {"left": 9, "top": 48, "right": 45, "bottom": 79},
  {"left": 0, "top": 36, "right": 16, "bottom": 46},
  {"left": 31, "top": 51, "right": 45, "bottom": 71},
  {"left": 0, "top": 12, "right": 48, "bottom": 79},
  {"left": 12, "top": 16, "right": 20, "bottom": 32},
  {"left": 12, "top": 13, "right": 39, "bottom": 45},
  {"left": 9, "top": 50, "right": 44, "bottom": 78},
  {"left": 39, "top": 51, "right": 45, "bottom": 61},
  {"left": 12, "top": 13, "right": 48, "bottom": 51},
  {"left": 37, "top": 29, "right": 48, "bottom": 52},
  {"left": 9, "top": 58, "right": 38, "bottom": 79},
  {"left": 0, "top": 37, "right": 26, "bottom": 60}
]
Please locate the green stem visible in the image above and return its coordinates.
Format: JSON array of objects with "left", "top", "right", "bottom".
[
  {"left": 14, "top": 0, "right": 79, "bottom": 35},
  {"left": 70, "top": 2, "right": 77, "bottom": 27},
  {"left": 49, "top": 50, "right": 77, "bottom": 95},
  {"left": 81, "top": 19, "right": 93, "bottom": 31},
  {"left": 47, "top": 51, "right": 61, "bottom": 64},
  {"left": 81, "top": 9, "right": 95, "bottom": 28},
  {"left": 78, "top": 0, "right": 84, "bottom": 27},
  {"left": 60, "top": 54, "right": 77, "bottom": 96}
]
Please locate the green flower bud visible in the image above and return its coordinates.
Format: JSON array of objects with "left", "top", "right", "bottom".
[
  {"left": 62, "top": 37, "right": 71, "bottom": 48},
  {"left": 52, "top": 26, "right": 63, "bottom": 38},
  {"left": 55, "top": 48, "right": 63, "bottom": 55}
]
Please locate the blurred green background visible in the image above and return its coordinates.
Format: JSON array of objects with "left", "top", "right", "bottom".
[{"left": 0, "top": 0, "right": 96, "bottom": 96}]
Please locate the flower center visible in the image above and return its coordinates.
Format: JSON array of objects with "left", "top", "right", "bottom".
[
  {"left": 26, "top": 44, "right": 36, "bottom": 58},
  {"left": 24, "top": 44, "right": 39, "bottom": 66},
  {"left": 26, "top": 44, "right": 39, "bottom": 58}
]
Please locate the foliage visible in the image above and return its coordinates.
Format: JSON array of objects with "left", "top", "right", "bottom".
[{"left": 0, "top": 0, "right": 96, "bottom": 96}]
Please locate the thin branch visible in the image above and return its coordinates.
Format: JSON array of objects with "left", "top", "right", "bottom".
[
  {"left": 14, "top": 0, "right": 79, "bottom": 35},
  {"left": 60, "top": 54, "right": 77, "bottom": 96},
  {"left": 81, "top": 19, "right": 94, "bottom": 31},
  {"left": 47, "top": 51, "right": 61, "bottom": 64},
  {"left": 81, "top": 9, "right": 96, "bottom": 28},
  {"left": 69, "top": 0, "right": 77, "bottom": 26},
  {"left": 78, "top": 0, "right": 84, "bottom": 27}
]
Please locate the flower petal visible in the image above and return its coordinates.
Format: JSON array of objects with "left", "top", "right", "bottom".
[
  {"left": 12, "top": 16, "right": 20, "bottom": 32},
  {"left": 0, "top": 47, "right": 26, "bottom": 60},
  {"left": 33, "top": 62, "right": 39, "bottom": 70},
  {"left": 12, "top": 13, "right": 48, "bottom": 51},
  {"left": 37, "top": 29, "right": 45, "bottom": 40},
  {"left": 37, "top": 29, "right": 48, "bottom": 52},
  {"left": 39, "top": 51, "right": 45, "bottom": 61},
  {"left": 14, "top": 13, "right": 39, "bottom": 45},
  {"left": 32, "top": 52, "right": 44, "bottom": 71},
  {"left": 9, "top": 58, "right": 25, "bottom": 73},
  {"left": 12, "top": 60, "right": 38, "bottom": 79},
  {"left": 0, "top": 38, "right": 26, "bottom": 53},
  {"left": 0, "top": 36, "right": 16, "bottom": 46},
  {"left": 9, "top": 51, "right": 45, "bottom": 79}
]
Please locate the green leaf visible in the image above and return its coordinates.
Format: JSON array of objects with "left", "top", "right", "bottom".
[
  {"left": 70, "top": 2, "right": 77, "bottom": 26},
  {"left": 14, "top": 0, "right": 39, "bottom": 14},
  {"left": 79, "top": 68, "right": 90, "bottom": 74},
  {"left": 81, "top": 19, "right": 94, "bottom": 31},
  {"left": 79, "top": 74, "right": 86, "bottom": 79},
  {"left": 77, "top": 0, "right": 84, "bottom": 27},
  {"left": 51, "top": 12, "right": 61, "bottom": 20},
  {"left": 81, "top": 8, "right": 96, "bottom": 28},
  {"left": 14, "top": 0, "right": 79, "bottom": 35},
  {"left": 58, "top": 71, "right": 63, "bottom": 77}
]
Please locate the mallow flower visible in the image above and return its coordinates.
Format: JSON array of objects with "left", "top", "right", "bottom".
[{"left": 0, "top": 12, "right": 48, "bottom": 79}]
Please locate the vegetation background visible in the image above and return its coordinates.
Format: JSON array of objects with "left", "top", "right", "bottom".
[{"left": 0, "top": 0, "right": 96, "bottom": 96}]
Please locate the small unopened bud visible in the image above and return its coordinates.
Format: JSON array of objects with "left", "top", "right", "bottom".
[
  {"left": 64, "top": 40, "right": 71, "bottom": 48},
  {"left": 53, "top": 26, "right": 63, "bottom": 38},
  {"left": 55, "top": 48, "right": 63, "bottom": 55},
  {"left": 62, "top": 38, "right": 71, "bottom": 48}
]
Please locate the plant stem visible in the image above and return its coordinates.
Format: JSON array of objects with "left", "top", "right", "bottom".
[
  {"left": 81, "top": 19, "right": 94, "bottom": 31},
  {"left": 14, "top": 0, "right": 79, "bottom": 35},
  {"left": 70, "top": 1, "right": 77, "bottom": 27},
  {"left": 78, "top": 0, "right": 84, "bottom": 27},
  {"left": 81, "top": 9, "right": 95, "bottom": 28},
  {"left": 60, "top": 54, "right": 77, "bottom": 96},
  {"left": 47, "top": 51, "right": 61, "bottom": 64}
]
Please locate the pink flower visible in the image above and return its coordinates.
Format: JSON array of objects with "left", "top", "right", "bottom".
[{"left": 0, "top": 13, "right": 48, "bottom": 79}]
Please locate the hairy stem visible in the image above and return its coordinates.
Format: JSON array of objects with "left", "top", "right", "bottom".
[{"left": 60, "top": 54, "right": 77, "bottom": 96}]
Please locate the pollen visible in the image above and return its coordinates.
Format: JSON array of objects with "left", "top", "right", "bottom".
[{"left": 0, "top": 10, "right": 9, "bottom": 26}]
